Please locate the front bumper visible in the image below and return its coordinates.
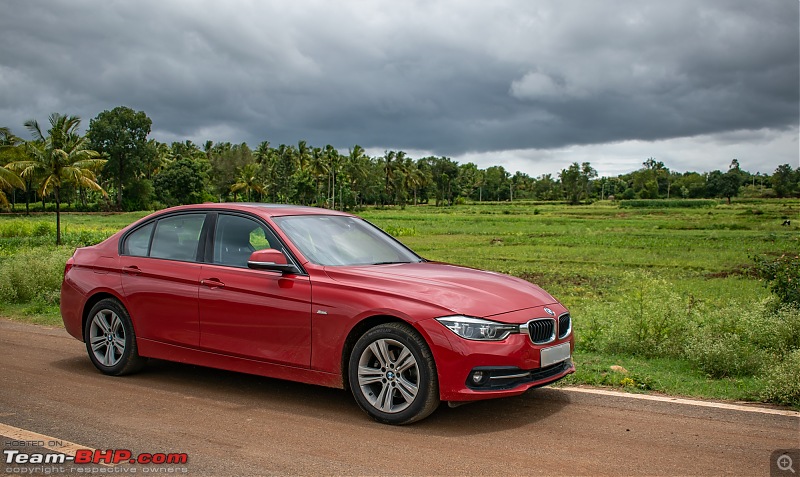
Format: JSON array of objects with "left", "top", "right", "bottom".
[
  {"left": 466, "top": 359, "right": 574, "bottom": 391},
  {"left": 416, "top": 306, "right": 576, "bottom": 402}
]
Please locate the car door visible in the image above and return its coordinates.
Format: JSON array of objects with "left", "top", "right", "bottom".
[
  {"left": 120, "top": 212, "right": 207, "bottom": 348},
  {"left": 198, "top": 213, "right": 312, "bottom": 367}
]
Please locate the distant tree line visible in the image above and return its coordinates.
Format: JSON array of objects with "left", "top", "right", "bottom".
[{"left": 2, "top": 107, "right": 799, "bottom": 214}]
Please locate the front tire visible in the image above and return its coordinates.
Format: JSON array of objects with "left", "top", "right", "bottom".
[
  {"left": 348, "top": 322, "right": 439, "bottom": 425},
  {"left": 84, "top": 298, "right": 147, "bottom": 376}
]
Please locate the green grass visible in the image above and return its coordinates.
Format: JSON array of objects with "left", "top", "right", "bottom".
[
  {"left": 2, "top": 199, "right": 799, "bottom": 406},
  {"left": 559, "top": 350, "right": 764, "bottom": 402},
  {"left": 360, "top": 201, "right": 799, "bottom": 310}
]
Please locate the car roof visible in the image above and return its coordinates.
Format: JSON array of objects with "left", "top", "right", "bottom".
[{"left": 154, "top": 203, "right": 354, "bottom": 218}]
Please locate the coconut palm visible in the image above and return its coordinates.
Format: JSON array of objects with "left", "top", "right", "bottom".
[
  {"left": 8, "top": 114, "right": 106, "bottom": 244},
  {"left": 309, "top": 147, "right": 328, "bottom": 205},
  {"left": 297, "top": 140, "right": 311, "bottom": 172},
  {"left": 254, "top": 140, "right": 272, "bottom": 165},
  {"left": 324, "top": 145, "right": 340, "bottom": 209},
  {"left": 345, "top": 145, "right": 368, "bottom": 206},
  {"left": 382, "top": 150, "right": 396, "bottom": 204},
  {"left": 0, "top": 127, "right": 26, "bottom": 208},
  {"left": 403, "top": 160, "right": 427, "bottom": 206},
  {"left": 230, "top": 163, "right": 266, "bottom": 202}
]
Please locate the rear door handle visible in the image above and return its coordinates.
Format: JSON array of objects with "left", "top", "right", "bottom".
[
  {"left": 122, "top": 265, "right": 141, "bottom": 275},
  {"left": 200, "top": 278, "right": 225, "bottom": 289}
]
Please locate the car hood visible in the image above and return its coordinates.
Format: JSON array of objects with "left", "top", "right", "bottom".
[{"left": 323, "top": 262, "right": 558, "bottom": 319}]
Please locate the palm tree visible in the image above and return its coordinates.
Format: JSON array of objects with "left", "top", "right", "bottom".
[
  {"left": 230, "top": 163, "right": 266, "bottom": 202},
  {"left": 272, "top": 144, "right": 297, "bottom": 202},
  {"left": 382, "top": 150, "right": 396, "bottom": 204},
  {"left": 8, "top": 114, "right": 106, "bottom": 245},
  {"left": 309, "top": 147, "right": 328, "bottom": 205},
  {"left": 143, "top": 139, "right": 170, "bottom": 180},
  {"left": 297, "top": 140, "right": 311, "bottom": 172},
  {"left": 0, "top": 127, "right": 26, "bottom": 209},
  {"left": 403, "top": 160, "right": 426, "bottom": 206},
  {"left": 346, "top": 145, "right": 367, "bottom": 206},
  {"left": 324, "top": 145, "right": 340, "bottom": 209},
  {"left": 254, "top": 140, "right": 272, "bottom": 165}
]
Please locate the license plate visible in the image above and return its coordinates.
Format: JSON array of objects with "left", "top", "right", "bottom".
[{"left": 540, "top": 342, "right": 571, "bottom": 367}]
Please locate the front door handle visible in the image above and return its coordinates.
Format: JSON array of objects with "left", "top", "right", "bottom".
[{"left": 200, "top": 278, "right": 225, "bottom": 289}]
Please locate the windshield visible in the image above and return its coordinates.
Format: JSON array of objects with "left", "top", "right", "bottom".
[{"left": 273, "top": 215, "right": 422, "bottom": 266}]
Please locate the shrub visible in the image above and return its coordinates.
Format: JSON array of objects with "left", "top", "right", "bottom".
[
  {"left": 0, "top": 248, "right": 73, "bottom": 304},
  {"left": 0, "top": 220, "right": 58, "bottom": 239},
  {"left": 32, "top": 222, "right": 55, "bottom": 237},
  {"left": 685, "top": 332, "right": 766, "bottom": 378},
  {"left": 578, "top": 272, "right": 694, "bottom": 358},
  {"left": 752, "top": 253, "right": 800, "bottom": 306},
  {"left": 685, "top": 300, "right": 800, "bottom": 379},
  {"left": 760, "top": 349, "right": 800, "bottom": 406},
  {"left": 576, "top": 275, "right": 800, "bottom": 384},
  {"left": 738, "top": 301, "right": 800, "bottom": 354},
  {"left": 0, "top": 220, "right": 37, "bottom": 238}
]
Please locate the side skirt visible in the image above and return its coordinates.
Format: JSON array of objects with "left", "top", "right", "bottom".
[{"left": 137, "top": 338, "right": 344, "bottom": 389}]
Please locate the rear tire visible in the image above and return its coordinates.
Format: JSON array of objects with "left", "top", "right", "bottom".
[
  {"left": 84, "top": 298, "right": 147, "bottom": 376},
  {"left": 348, "top": 322, "right": 439, "bottom": 425}
]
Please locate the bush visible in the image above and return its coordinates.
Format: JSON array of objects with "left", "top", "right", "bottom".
[
  {"left": 578, "top": 272, "right": 694, "bottom": 358},
  {"left": 685, "top": 332, "right": 766, "bottom": 378},
  {"left": 577, "top": 274, "right": 800, "bottom": 386},
  {"left": 760, "top": 349, "right": 800, "bottom": 406},
  {"left": 739, "top": 301, "right": 800, "bottom": 354},
  {"left": 0, "top": 220, "right": 50, "bottom": 238},
  {"left": 0, "top": 221, "right": 25, "bottom": 238},
  {"left": 0, "top": 248, "right": 73, "bottom": 304},
  {"left": 752, "top": 253, "right": 800, "bottom": 306},
  {"left": 33, "top": 222, "right": 54, "bottom": 237},
  {"left": 685, "top": 300, "right": 800, "bottom": 379}
]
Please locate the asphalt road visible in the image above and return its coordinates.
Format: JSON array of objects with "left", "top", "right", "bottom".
[{"left": 1, "top": 319, "right": 798, "bottom": 476}]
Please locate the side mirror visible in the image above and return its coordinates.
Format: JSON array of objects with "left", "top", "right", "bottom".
[{"left": 247, "top": 249, "right": 299, "bottom": 274}]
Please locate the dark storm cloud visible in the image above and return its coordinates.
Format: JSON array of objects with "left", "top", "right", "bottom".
[{"left": 0, "top": 0, "right": 797, "bottom": 162}]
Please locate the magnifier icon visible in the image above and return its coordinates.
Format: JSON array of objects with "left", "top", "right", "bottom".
[{"left": 778, "top": 454, "right": 796, "bottom": 474}]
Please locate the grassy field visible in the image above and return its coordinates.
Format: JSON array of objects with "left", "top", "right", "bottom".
[{"left": 1, "top": 199, "right": 798, "bottom": 406}]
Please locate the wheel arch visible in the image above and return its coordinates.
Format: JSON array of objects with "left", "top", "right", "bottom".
[
  {"left": 340, "top": 314, "right": 437, "bottom": 391},
  {"left": 81, "top": 291, "right": 127, "bottom": 341}
]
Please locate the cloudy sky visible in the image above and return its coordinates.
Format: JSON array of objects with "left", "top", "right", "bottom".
[{"left": 1, "top": 0, "right": 797, "bottom": 177}]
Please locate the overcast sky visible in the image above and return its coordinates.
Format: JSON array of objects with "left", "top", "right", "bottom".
[{"left": 1, "top": 0, "right": 798, "bottom": 177}]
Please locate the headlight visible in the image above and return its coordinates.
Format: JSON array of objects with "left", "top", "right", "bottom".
[{"left": 436, "top": 316, "right": 520, "bottom": 341}]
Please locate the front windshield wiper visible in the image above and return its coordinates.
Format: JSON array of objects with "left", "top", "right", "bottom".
[{"left": 371, "top": 261, "right": 414, "bottom": 265}]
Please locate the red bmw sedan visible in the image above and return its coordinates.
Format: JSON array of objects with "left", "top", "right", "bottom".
[{"left": 61, "top": 203, "right": 575, "bottom": 424}]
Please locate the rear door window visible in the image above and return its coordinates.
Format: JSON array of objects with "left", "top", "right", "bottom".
[{"left": 149, "top": 214, "right": 206, "bottom": 262}]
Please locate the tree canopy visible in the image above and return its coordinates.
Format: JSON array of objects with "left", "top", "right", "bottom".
[
  {"left": 87, "top": 106, "right": 153, "bottom": 210},
  {"left": 2, "top": 107, "right": 798, "bottom": 219}
]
